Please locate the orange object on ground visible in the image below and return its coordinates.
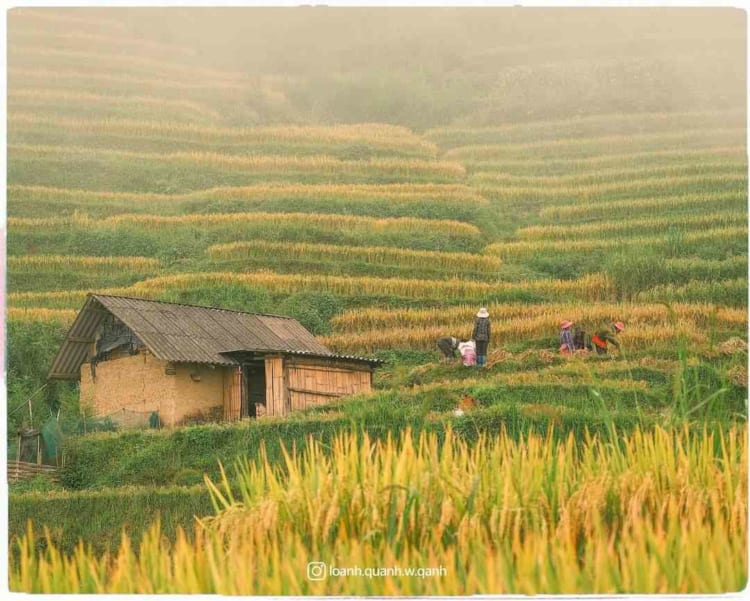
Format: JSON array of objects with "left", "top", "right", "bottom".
[{"left": 591, "top": 334, "right": 607, "bottom": 349}]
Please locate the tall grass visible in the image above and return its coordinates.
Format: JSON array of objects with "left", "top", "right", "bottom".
[{"left": 10, "top": 426, "right": 747, "bottom": 594}]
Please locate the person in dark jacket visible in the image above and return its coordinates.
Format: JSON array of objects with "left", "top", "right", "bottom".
[
  {"left": 472, "top": 307, "right": 491, "bottom": 366},
  {"left": 591, "top": 321, "right": 624, "bottom": 355},
  {"left": 437, "top": 336, "right": 460, "bottom": 362}
]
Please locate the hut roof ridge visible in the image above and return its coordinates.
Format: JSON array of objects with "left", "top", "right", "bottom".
[{"left": 87, "top": 292, "right": 298, "bottom": 320}]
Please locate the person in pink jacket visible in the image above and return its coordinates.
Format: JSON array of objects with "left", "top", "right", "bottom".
[{"left": 458, "top": 340, "right": 477, "bottom": 366}]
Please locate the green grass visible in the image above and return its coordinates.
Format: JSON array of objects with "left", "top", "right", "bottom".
[
  {"left": 57, "top": 400, "right": 645, "bottom": 491},
  {"left": 8, "top": 145, "right": 466, "bottom": 192},
  {"left": 9, "top": 485, "right": 213, "bottom": 555}
]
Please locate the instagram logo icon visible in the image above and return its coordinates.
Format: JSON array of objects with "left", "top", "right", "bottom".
[{"left": 307, "top": 562, "right": 327, "bottom": 581}]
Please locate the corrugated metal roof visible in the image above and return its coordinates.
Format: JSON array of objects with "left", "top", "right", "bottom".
[
  {"left": 220, "top": 348, "right": 385, "bottom": 366},
  {"left": 48, "top": 294, "right": 347, "bottom": 380}
]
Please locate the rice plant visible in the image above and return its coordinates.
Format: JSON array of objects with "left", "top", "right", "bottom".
[
  {"left": 206, "top": 240, "right": 501, "bottom": 274},
  {"left": 425, "top": 110, "right": 746, "bottom": 147},
  {"left": 444, "top": 128, "right": 745, "bottom": 161},
  {"left": 474, "top": 174, "right": 747, "bottom": 206},
  {"left": 9, "top": 89, "right": 221, "bottom": 121},
  {"left": 466, "top": 162, "right": 747, "bottom": 188},
  {"left": 321, "top": 319, "right": 708, "bottom": 353},
  {"left": 461, "top": 147, "right": 746, "bottom": 177},
  {"left": 517, "top": 212, "right": 746, "bottom": 241},
  {"left": 8, "top": 114, "right": 437, "bottom": 155},
  {"left": 539, "top": 190, "right": 748, "bottom": 221},
  {"left": 8, "top": 182, "right": 485, "bottom": 206},
  {"left": 330, "top": 301, "right": 747, "bottom": 333},
  {"left": 483, "top": 227, "right": 748, "bottom": 260},
  {"left": 7, "top": 255, "right": 160, "bottom": 273},
  {"left": 10, "top": 425, "right": 747, "bottom": 594},
  {"left": 7, "top": 272, "right": 612, "bottom": 309}
]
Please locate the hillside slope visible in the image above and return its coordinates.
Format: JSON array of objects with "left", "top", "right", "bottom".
[{"left": 6, "top": 8, "right": 747, "bottom": 575}]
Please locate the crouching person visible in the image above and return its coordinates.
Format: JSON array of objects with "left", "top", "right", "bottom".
[
  {"left": 591, "top": 321, "right": 624, "bottom": 355},
  {"left": 458, "top": 340, "right": 477, "bottom": 366},
  {"left": 437, "top": 336, "right": 460, "bottom": 362}
]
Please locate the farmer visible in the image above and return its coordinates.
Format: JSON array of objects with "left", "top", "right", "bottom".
[
  {"left": 573, "top": 325, "right": 590, "bottom": 351},
  {"left": 559, "top": 320, "right": 575, "bottom": 355},
  {"left": 436, "top": 336, "right": 460, "bottom": 362},
  {"left": 472, "top": 307, "right": 491, "bottom": 367},
  {"left": 591, "top": 321, "right": 624, "bottom": 355},
  {"left": 458, "top": 339, "right": 477, "bottom": 366}
]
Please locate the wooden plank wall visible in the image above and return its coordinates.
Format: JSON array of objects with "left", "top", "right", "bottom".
[
  {"left": 223, "top": 366, "right": 242, "bottom": 420},
  {"left": 287, "top": 359, "right": 372, "bottom": 412},
  {"left": 8, "top": 460, "right": 60, "bottom": 483},
  {"left": 264, "top": 355, "right": 289, "bottom": 417}
]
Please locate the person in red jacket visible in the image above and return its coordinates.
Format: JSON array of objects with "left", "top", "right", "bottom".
[{"left": 591, "top": 321, "right": 624, "bottom": 355}]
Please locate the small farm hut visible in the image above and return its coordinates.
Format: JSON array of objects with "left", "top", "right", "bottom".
[{"left": 48, "top": 294, "right": 382, "bottom": 427}]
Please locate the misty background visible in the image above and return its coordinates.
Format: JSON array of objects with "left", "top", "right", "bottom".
[{"left": 8, "top": 7, "right": 746, "bottom": 129}]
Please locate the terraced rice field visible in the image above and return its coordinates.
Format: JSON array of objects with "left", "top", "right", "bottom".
[{"left": 6, "top": 7, "right": 747, "bottom": 595}]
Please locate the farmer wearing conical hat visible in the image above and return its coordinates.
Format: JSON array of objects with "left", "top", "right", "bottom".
[
  {"left": 559, "top": 320, "right": 575, "bottom": 355},
  {"left": 472, "top": 307, "right": 491, "bottom": 367},
  {"left": 591, "top": 321, "right": 624, "bottom": 355}
]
